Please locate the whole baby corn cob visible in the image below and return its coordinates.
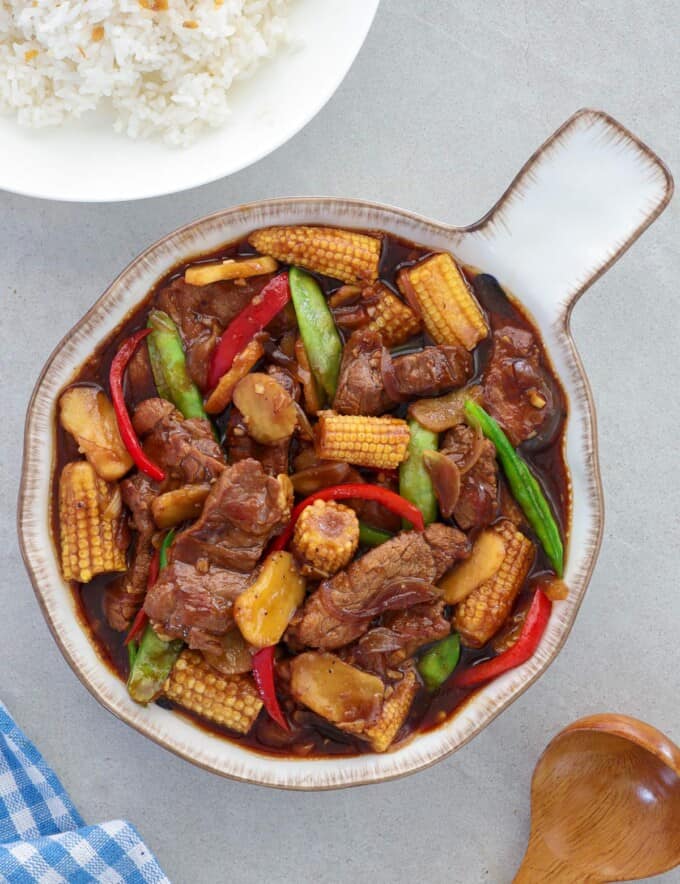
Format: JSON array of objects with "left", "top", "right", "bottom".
[
  {"left": 398, "top": 253, "right": 488, "bottom": 350},
  {"left": 315, "top": 411, "right": 410, "bottom": 469},
  {"left": 164, "top": 650, "right": 263, "bottom": 734},
  {"left": 362, "top": 283, "right": 422, "bottom": 347},
  {"left": 454, "top": 519, "right": 534, "bottom": 648},
  {"left": 59, "top": 461, "right": 127, "bottom": 583},
  {"left": 361, "top": 667, "right": 418, "bottom": 752},
  {"left": 249, "top": 226, "right": 381, "bottom": 284},
  {"left": 292, "top": 499, "right": 359, "bottom": 578}
]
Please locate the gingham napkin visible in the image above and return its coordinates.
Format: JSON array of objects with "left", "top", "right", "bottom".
[{"left": 0, "top": 701, "right": 169, "bottom": 883}]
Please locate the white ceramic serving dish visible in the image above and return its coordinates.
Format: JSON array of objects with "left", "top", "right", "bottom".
[
  {"left": 19, "top": 109, "right": 672, "bottom": 789},
  {"left": 0, "top": 0, "right": 379, "bottom": 203}
]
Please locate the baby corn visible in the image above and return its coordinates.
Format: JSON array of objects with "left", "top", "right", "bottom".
[
  {"left": 398, "top": 253, "right": 488, "bottom": 350},
  {"left": 454, "top": 520, "right": 534, "bottom": 647},
  {"left": 315, "top": 411, "right": 410, "bottom": 469},
  {"left": 59, "top": 461, "right": 127, "bottom": 583},
  {"left": 363, "top": 284, "right": 422, "bottom": 347},
  {"left": 292, "top": 499, "right": 359, "bottom": 578},
  {"left": 361, "top": 668, "right": 418, "bottom": 752},
  {"left": 249, "top": 226, "right": 381, "bottom": 285},
  {"left": 164, "top": 650, "right": 262, "bottom": 734}
]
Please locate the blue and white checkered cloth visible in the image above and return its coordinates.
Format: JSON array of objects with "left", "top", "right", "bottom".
[{"left": 0, "top": 701, "right": 169, "bottom": 883}]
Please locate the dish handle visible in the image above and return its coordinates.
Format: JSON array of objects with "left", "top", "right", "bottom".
[{"left": 455, "top": 109, "right": 673, "bottom": 320}]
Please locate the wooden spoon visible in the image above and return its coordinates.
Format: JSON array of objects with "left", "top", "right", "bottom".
[{"left": 514, "top": 714, "right": 680, "bottom": 883}]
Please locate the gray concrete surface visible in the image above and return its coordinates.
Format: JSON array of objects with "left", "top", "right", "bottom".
[{"left": 1, "top": 1, "right": 678, "bottom": 881}]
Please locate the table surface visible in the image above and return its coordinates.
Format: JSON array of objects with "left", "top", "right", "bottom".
[{"left": 2, "top": 1, "right": 678, "bottom": 882}]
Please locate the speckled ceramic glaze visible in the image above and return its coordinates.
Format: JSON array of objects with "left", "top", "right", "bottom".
[{"left": 19, "top": 110, "right": 673, "bottom": 789}]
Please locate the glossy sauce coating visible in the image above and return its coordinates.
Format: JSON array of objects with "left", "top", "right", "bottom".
[{"left": 53, "top": 230, "right": 570, "bottom": 758}]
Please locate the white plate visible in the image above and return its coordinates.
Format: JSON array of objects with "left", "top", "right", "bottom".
[{"left": 0, "top": 0, "right": 379, "bottom": 203}]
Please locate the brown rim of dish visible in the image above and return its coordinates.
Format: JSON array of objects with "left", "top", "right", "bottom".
[{"left": 17, "top": 108, "right": 674, "bottom": 789}]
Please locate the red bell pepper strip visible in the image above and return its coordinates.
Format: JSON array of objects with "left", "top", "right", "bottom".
[
  {"left": 271, "top": 483, "right": 425, "bottom": 552},
  {"left": 207, "top": 272, "right": 291, "bottom": 391},
  {"left": 452, "top": 590, "right": 552, "bottom": 689},
  {"left": 124, "top": 609, "right": 148, "bottom": 647},
  {"left": 109, "top": 328, "right": 166, "bottom": 482},
  {"left": 123, "top": 547, "right": 160, "bottom": 647},
  {"left": 252, "top": 646, "right": 289, "bottom": 731}
]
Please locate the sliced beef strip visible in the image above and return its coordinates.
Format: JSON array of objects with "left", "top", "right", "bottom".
[
  {"left": 388, "top": 345, "right": 472, "bottom": 399},
  {"left": 333, "top": 330, "right": 472, "bottom": 417},
  {"left": 121, "top": 472, "right": 158, "bottom": 536},
  {"left": 133, "top": 397, "right": 225, "bottom": 486},
  {"left": 144, "top": 459, "right": 291, "bottom": 649},
  {"left": 170, "top": 458, "right": 291, "bottom": 572},
  {"left": 156, "top": 275, "right": 272, "bottom": 390},
  {"left": 103, "top": 536, "right": 155, "bottom": 632},
  {"left": 127, "top": 342, "right": 157, "bottom": 405},
  {"left": 103, "top": 474, "right": 159, "bottom": 631},
  {"left": 498, "top": 480, "right": 527, "bottom": 529},
  {"left": 105, "top": 402, "right": 229, "bottom": 634},
  {"left": 483, "top": 324, "right": 556, "bottom": 446},
  {"left": 442, "top": 424, "right": 499, "bottom": 530},
  {"left": 288, "top": 524, "right": 469, "bottom": 650},
  {"left": 351, "top": 496, "right": 403, "bottom": 534},
  {"left": 225, "top": 408, "right": 290, "bottom": 476},
  {"left": 144, "top": 560, "right": 248, "bottom": 649},
  {"left": 286, "top": 585, "right": 368, "bottom": 652},
  {"left": 347, "top": 600, "right": 451, "bottom": 675},
  {"left": 333, "top": 329, "right": 393, "bottom": 416}
]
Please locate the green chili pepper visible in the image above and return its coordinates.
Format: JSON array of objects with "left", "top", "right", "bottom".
[
  {"left": 465, "top": 400, "right": 564, "bottom": 576},
  {"left": 147, "top": 309, "right": 207, "bottom": 420},
  {"left": 399, "top": 419, "right": 438, "bottom": 526},
  {"left": 358, "top": 522, "right": 393, "bottom": 547},
  {"left": 159, "top": 528, "right": 176, "bottom": 570},
  {"left": 288, "top": 267, "right": 343, "bottom": 400},
  {"left": 418, "top": 634, "right": 461, "bottom": 691},
  {"left": 127, "top": 640, "right": 138, "bottom": 671},
  {"left": 127, "top": 529, "right": 182, "bottom": 705}
]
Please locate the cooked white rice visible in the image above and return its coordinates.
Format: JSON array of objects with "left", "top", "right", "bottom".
[{"left": 0, "top": 0, "right": 292, "bottom": 146}]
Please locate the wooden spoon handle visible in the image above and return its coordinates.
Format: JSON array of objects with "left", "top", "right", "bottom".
[{"left": 513, "top": 832, "right": 604, "bottom": 883}]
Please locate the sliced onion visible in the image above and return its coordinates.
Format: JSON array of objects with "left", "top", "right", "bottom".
[
  {"left": 101, "top": 485, "right": 123, "bottom": 520},
  {"left": 331, "top": 304, "right": 370, "bottom": 331},
  {"left": 290, "top": 462, "right": 355, "bottom": 496},
  {"left": 357, "top": 605, "right": 444, "bottom": 655},
  {"left": 203, "top": 629, "right": 253, "bottom": 676},
  {"left": 408, "top": 384, "right": 483, "bottom": 433},
  {"left": 395, "top": 268, "right": 423, "bottom": 317},
  {"left": 263, "top": 338, "right": 301, "bottom": 377},
  {"left": 380, "top": 347, "right": 402, "bottom": 402},
  {"left": 322, "top": 576, "right": 440, "bottom": 622},
  {"left": 456, "top": 423, "right": 485, "bottom": 475},
  {"left": 293, "top": 401, "right": 314, "bottom": 441},
  {"left": 356, "top": 627, "right": 406, "bottom": 654},
  {"left": 329, "top": 285, "right": 362, "bottom": 308},
  {"left": 423, "top": 451, "right": 460, "bottom": 518}
]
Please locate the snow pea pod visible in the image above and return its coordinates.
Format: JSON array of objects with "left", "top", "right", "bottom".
[
  {"left": 288, "top": 267, "right": 342, "bottom": 400},
  {"left": 465, "top": 400, "right": 563, "bottom": 576}
]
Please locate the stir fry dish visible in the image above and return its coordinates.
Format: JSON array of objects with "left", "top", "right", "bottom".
[{"left": 53, "top": 225, "right": 570, "bottom": 757}]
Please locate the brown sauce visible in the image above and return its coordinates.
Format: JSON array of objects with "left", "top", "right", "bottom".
[{"left": 53, "top": 229, "right": 570, "bottom": 758}]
